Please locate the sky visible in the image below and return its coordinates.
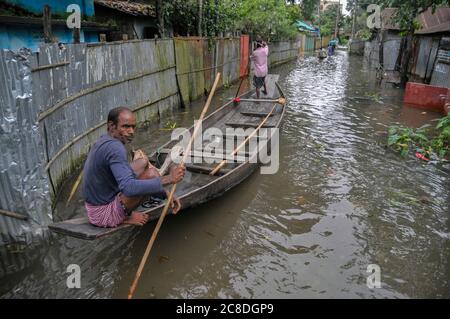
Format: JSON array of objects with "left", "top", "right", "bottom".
[
  {"left": 341, "top": 0, "right": 349, "bottom": 15},
  {"left": 291, "top": 0, "right": 350, "bottom": 16}
]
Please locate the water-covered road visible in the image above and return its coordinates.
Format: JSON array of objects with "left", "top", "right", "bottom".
[{"left": 1, "top": 51, "right": 448, "bottom": 298}]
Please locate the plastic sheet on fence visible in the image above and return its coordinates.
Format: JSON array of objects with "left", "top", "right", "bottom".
[{"left": 0, "top": 49, "right": 52, "bottom": 245}]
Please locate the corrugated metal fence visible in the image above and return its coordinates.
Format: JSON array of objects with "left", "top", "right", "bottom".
[
  {"left": 0, "top": 49, "right": 52, "bottom": 244},
  {"left": 364, "top": 33, "right": 450, "bottom": 87},
  {"left": 174, "top": 37, "right": 241, "bottom": 106},
  {"left": 349, "top": 39, "right": 366, "bottom": 55},
  {"left": 0, "top": 39, "right": 180, "bottom": 245},
  {"left": 430, "top": 48, "right": 450, "bottom": 88},
  {"left": 299, "top": 34, "right": 316, "bottom": 52},
  {"left": 383, "top": 33, "right": 402, "bottom": 71},
  {"left": 412, "top": 36, "right": 438, "bottom": 80},
  {"left": 269, "top": 39, "right": 301, "bottom": 67},
  {"left": 314, "top": 36, "right": 332, "bottom": 50},
  {"left": 36, "top": 39, "right": 180, "bottom": 195}
]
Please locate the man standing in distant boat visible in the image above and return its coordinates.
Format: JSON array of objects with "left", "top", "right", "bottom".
[
  {"left": 82, "top": 106, "right": 185, "bottom": 228},
  {"left": 251, "top": 39, "right": 269, "bottom": 100}
]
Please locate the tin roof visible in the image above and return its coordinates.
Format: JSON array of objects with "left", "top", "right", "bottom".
[
  {"left": 416, "top": 7, "right": 450, "bottom": 34},
  {"left": 381, "top": 6, "right": 450, "bottom": 34},
  {"left": 94, "top": 0, "right": 156, "bottom": 17}
]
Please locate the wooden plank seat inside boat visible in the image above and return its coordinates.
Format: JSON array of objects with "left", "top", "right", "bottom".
[
  {"left": 155, "top": 148, "right": 248, "bottom": 163},
  {"left": 224, "top": 122, "right": 276, "bottom": 128},
  {"left": 48, "top": 74, "right": 285, "bottom": 240},
  {"left": 240, "top": 111, "right": 275, "bottom": 117}
]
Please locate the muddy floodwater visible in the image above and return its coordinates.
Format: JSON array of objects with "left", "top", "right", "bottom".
[{"left": 1, "top": 51, "right": 448, "bottom": 298}]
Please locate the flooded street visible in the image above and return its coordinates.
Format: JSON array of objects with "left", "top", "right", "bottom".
[{"left": 1, "top": 51, "right": 448, "bottom": 298}]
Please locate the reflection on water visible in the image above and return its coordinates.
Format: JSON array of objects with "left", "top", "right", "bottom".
[{"left": 1, "top": 52, "right": 449, "bottom": 298}]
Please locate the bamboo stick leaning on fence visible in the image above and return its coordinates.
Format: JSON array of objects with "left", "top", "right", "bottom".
[
  {"left": 127, "top": 72, "right": 222, "bottom": 299},
  {"left": 0, "top": 209, "right": 29, "bottom": 221},
  {"left": 209, "top": 103, "right": 279, "bottom": 176},
  {"left": 66, "top": 170, "right": 83, "bottom": 206}
]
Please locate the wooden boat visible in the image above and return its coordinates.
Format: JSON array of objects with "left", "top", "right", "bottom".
[
  {"left": 49, "top": 74, "right": 286, "bottom": 240},
  {"left": 318, "top": 49, "right": 327, "bottom": 60}
]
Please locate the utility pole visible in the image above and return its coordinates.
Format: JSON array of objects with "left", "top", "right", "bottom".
[
  {"left": 351, "top": 1, "right": 357, "bottom": 40},
  {"left": 43, "top": 5, "right": 53, "bottom": 43},
  {"left": 157, "top": 0, "right": 165, "bottom": 38},
  {"left": 334, "top": 0, "right": 340, "bottom": 39},
  {"left": 318, "top": 0, "right": 321, "bottom": 48},
  {"left": 198, "top": 0, "right": 203, "bottom": 37}
]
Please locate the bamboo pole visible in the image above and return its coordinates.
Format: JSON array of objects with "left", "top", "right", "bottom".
[
  {"left": 0, "top": 209, "right": 28, "bottom": 221},
  {"left": 127, "top": 72, "right": 221, "bottom": 299}
]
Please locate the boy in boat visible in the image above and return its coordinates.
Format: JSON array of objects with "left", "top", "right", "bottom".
[
  {"left": 250, "top": 39, "right": 269, "bottom": 100},
  {"left": 82, "top": 107, "right": 185, "bottom": 227}
]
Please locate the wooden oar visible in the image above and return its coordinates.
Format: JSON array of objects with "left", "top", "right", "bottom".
[
  {"left": 231, "top": 97, "right": 286, "bottom": 105},
  {"left": 127, "top": 72, "right": 221, "bottom": 299},
  {"left": 209, "top": 103, "right": 279, "bottom": 176}
]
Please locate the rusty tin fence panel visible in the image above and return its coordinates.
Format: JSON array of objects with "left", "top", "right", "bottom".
[
  {"left": 382, "top": 32, "right": 402, "bottom": 71},
  {"left": 240, "top": 35, "right": 250, "bottom": 77},
  {"left": 175, "top": 37, "right": 241, "bottom": 106},
  {"left": 0, "top": 49, "right": 52, "bottom": 245}
]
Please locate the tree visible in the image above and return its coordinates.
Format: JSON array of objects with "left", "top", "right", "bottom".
[
  {"left": 236, "top": 0, "right": 298, "bottom": 41},
  {"left": 378, "top": 0, "right": 448, "bottom": 86},
  {"left": 156, "top": 0, "right": 165, "bottom": 37},
  {"left": 318, "top": 4, "right": 343, "bottom": 37},
  {"left": 198, "top": 0, "right": 203, "bottom": 37},
  {"left": 300, "top": 0, "right": 318, "bottom": 21},
  {"left": 163, "top": 0, "right": 198, "bottom": 36}
]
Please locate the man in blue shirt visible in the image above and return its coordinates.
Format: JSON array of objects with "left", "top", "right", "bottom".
[{"left": 82, "top": 107, "right": 185, "bottom": 227}]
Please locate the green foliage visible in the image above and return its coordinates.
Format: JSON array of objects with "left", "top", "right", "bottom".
[
  {"left": 161, "top": 0, "right": 299, "bottom": 40},
  {"left": 163, "top": 0, "right": 198, "bottom": 36},
  {"left": 315, "top": 4, "right": 344, "bottom": 37},
  {"left": 299, "top": 0, "right": 317, "bottom": 21},
  {"left": 202, "top": 0, "right": 240, "bottom": 37},
  {"left": 236, "top": 0, "right": 299, "bottom": 41},
  {"left": 162, "top": 120, "right": 177, "bottom": 131},
  {"left": 387, "top": 115, "right": 450, "bottom": 161}
]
